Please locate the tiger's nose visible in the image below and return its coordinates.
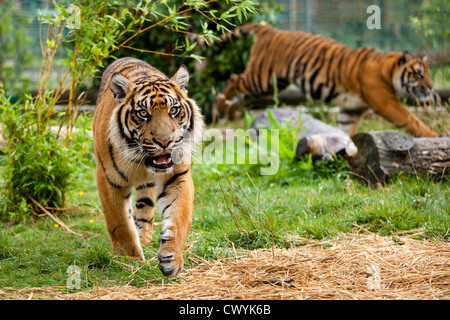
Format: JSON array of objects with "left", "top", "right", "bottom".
[{"left": 154, "top": 138, "right": 172, "bottom": 149}]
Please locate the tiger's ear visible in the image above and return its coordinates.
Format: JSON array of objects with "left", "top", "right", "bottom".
[
  {"left": 398, "top": 52, "right": 413, "bottom": 66},
  {"left": 110, "top": 73, "right": 130, "bottom": 102},
  {"left": 171, "top": 65, "right": 189, "bottom": 91}
]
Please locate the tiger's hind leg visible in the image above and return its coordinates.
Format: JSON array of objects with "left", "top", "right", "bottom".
[
  {"left": 133, "top": 182, "right": 156, "bottom": 245},
  {"left": 337, "top": 108, "right": 368, "bottom": 136}
]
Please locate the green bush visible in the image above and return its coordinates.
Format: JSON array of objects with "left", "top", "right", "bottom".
[{"left": 0, "top": 89, "right": 91, "bottom": 221}]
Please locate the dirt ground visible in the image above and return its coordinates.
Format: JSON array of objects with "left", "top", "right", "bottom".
[{"left": 1, "top": 233, "right": 449, "bottom": 300}]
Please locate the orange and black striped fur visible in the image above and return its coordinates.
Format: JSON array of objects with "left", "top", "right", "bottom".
[
  {"left": 93, "top": 57, "right": 203, "bottom": 277},
  {"left": 206, "top": 23, "right": 437, "bottom": 137}
]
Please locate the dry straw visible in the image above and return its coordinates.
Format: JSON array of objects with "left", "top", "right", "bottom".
[{"left": 2, "top": 233, "right": 449, "bottom": 300}]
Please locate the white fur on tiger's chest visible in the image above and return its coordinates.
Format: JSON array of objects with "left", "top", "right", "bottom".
[{"left": 332, "top": 93, "right": 368, "bottom": 110}]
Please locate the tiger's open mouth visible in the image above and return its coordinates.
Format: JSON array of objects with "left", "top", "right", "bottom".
[{"left": 145, "top": 152, "right": 174, "bottom": 170}]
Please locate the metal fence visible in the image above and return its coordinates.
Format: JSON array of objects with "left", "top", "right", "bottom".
[
  {"left": 274, "top": 0, "right": 449, "bottom": 57},
  {"left": 0, "top": 0, "right": 60, "bottom": 97},
  {"left": 1, "top": 0, "right": 449, "bottom": 96}
]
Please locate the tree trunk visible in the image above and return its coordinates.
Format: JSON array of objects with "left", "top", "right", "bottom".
[{"left": 348, "top": 130, "right": 450, "bottom": 186}]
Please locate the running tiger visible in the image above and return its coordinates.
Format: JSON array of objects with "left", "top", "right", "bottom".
[
  {"left": 93, "top": 57, "right": 203, "bottom": 277},
  {"left": 202, "top": 23, "right": 438, "bottom": 137}
]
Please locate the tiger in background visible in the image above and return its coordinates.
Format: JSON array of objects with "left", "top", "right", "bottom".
[
  {"left": 198, "top": 23, "right": 438, "bottom": 137},
  {"left": 93, "top": 57, "right": 204, "bottom": 277}
]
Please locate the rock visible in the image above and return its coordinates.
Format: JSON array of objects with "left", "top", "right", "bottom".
[{"left": 251, "top": 107, "right": 356, "bottom": 160}]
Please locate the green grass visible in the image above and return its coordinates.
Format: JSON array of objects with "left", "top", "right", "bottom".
[
  {"left": 0, "top": 211, "right": 182, "bottom": 289},
  {"left": 0, "top": 108, "right": 449, "bottom": 290}
]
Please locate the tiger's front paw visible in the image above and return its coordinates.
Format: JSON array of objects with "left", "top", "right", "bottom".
[
  {"left": 157, "top": 228, "right": 184, "bottom": 277},
  {"left": 215, "top": 93, "right": 227, "bottom": 115},
  {"left": 113, "top": 241, "right": 144, "bottom": 260}
]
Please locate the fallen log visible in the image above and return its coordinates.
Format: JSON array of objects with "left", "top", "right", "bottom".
[{"left": 348, "top": 130, "right": 450, "bottom": 186}]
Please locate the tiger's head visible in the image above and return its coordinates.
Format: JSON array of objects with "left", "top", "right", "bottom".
[
  {"left": 108, "top": 65, "right": 203, "bottom": 173},
  {"left": 393, "top": 53, "right": 435, "bottom": 103}
]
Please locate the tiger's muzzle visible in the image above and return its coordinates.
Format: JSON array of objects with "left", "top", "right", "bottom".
[
  {"left": 145, "top": 151, "right": 174, "bottom": 170},
  {"left": 143, "top": 135, "right": 185, "bottom": 171},
  {"left": 413, "top": 86, "right": 435, "bottom": 103}
]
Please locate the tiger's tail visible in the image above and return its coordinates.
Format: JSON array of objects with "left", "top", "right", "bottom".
[{"left": 192, "top": 23, "right": 269, "bottom": 47}]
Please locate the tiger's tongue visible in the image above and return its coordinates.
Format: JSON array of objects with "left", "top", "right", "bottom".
[{"left": 154, "top": 154, "right": 171, "bottom": 164}]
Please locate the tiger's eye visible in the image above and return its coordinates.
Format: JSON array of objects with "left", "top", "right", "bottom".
[
  {"left": 169, "top": 106, "right": 179, "bottom": 116},
  {"left": 138, "top": 110, "right": 148, "bottom": 118}
]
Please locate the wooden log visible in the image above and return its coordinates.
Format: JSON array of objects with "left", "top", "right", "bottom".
[{"left": 348, "top": 130, "right": 450, "bottom": 186}]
